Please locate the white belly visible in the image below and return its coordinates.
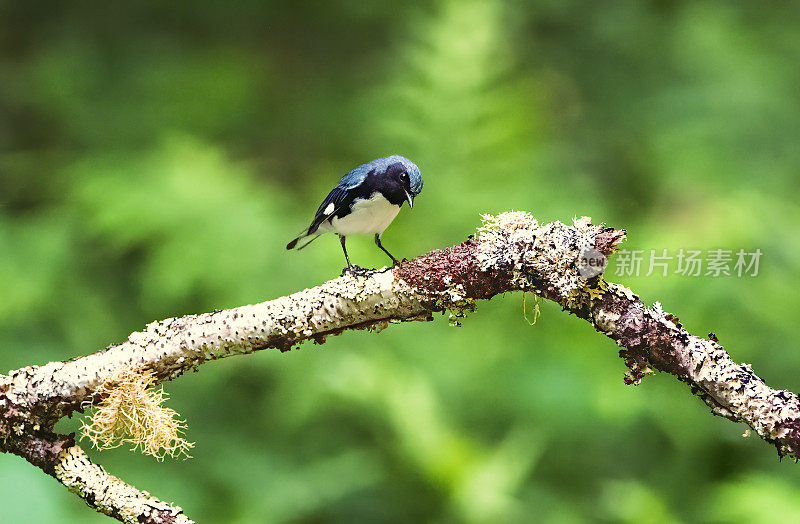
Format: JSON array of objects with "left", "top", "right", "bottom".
[{"left": 326, "top": 193, "right": 401, "bottom": 236}]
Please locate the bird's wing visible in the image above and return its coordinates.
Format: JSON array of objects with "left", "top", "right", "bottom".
[
  {"left": 287, "top": 185, "right": 354, "bottom": 248},
  {"left": 306, "top": 168, "right": 372, "bottom": 234},
  {"left": 337, "top": 165, "right": 371, "bottom": 191},
  {"left": 307, "top": 187, "right": 352, "bottom": 234}
]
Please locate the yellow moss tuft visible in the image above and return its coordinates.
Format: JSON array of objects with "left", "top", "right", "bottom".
[{"left": 80, "top": 368, "right": 194, "bottom": 460}]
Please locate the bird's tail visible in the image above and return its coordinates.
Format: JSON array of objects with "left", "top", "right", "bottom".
[{"left": 286, "top": 231, "right": 322, "bottom": 251}]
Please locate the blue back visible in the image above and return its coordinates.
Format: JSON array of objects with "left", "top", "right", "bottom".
[{"left": 337, "top": 155, "right": 423, "bottom": 196}]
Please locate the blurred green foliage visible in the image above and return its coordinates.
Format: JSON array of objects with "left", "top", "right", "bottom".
[{"left": 2, "top": 1, "right": 800, "bottom": 522}]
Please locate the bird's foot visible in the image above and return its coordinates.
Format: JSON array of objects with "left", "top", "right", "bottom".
[{"left": 341, "top": 264, "right": 371, "bottom": 277}]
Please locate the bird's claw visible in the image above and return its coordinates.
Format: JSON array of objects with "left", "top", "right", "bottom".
[
  {"left": 340, "top": 257, "right": 406, "bottom": 277},
  {"left": 341, "top": 264, "right": 371, "bottom": 277}
]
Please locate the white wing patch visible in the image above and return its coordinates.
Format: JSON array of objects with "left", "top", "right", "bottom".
[{"left": 323, "top": 203, "right": 335, "bottom": 215}]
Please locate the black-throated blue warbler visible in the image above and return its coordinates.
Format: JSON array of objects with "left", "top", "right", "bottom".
[{"left": 286, "top": 155, "right": 423, "bottom": 269}]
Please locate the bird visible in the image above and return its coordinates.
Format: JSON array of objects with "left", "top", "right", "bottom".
[{"left": 286, "top": 155, "right": 423, "bottom": 270}]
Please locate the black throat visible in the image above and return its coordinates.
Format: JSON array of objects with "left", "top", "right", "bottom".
[{"left": 357, "top": 164, "right": 408, "bottom": 207}]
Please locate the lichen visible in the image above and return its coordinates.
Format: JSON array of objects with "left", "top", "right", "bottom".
[
  {"left": 477, "top": 211, "right": 608, "bottom": 309},
  {"left": 522, "top": 292, "right": 541, "bottom": 325},
  {"left": 80, "top": 368, "right": 193, "bottom": 460},
  {"left": 567, "top": 277, "right": 609, "bottom": 313},
  {"left": 54, "top": 445, "right": 191, "bottom": 523}
]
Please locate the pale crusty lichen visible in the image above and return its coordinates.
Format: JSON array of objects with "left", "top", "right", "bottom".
[
  {"left": 476, "top": 211, "right": 540, "bottom": 285},
  {"left": 477, "top": 211, "right": 605, "bottom": 308},
  {"left": 594, "top": 281, "right": 800, "bottom": 452},
  {"left": 80, "top": 368, "right": 193, "bottom": 460},
  {"left": 5, "top": 268, "right": 430, "bottom": 418},
  {"left": 605, "top": 281, "right": 640, "bottom": 302},
  {"left": 675, "top": 330, "right": 800, "bottom": 448},
  {"left": 439, "top": 274, "right": 476, "bottom": 326},
  {"left": 55, "top": 445, "right": 192, "bottom": 523}
]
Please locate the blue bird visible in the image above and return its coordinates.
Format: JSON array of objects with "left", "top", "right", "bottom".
[{"left": 286, "top": 155, "right": 423, "bottom": 269}]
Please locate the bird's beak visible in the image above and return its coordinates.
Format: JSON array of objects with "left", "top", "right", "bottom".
[{"left": 404, "top": 189, "right": 414, "bottom": 208}]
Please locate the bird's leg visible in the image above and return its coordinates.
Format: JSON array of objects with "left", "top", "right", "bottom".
[
  {"left": 339, "top": 234, "right": 352, "bottom": 269},
  {"left": 374, "top": 234, "right": 400, "bottom": 266},
  {"left": 339, "top": 235, "right": 369, "bottom": 276}
]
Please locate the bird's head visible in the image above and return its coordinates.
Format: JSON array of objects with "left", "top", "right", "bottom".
[{"left": 381, "top": 155, "right": 423, "bottom": 208}]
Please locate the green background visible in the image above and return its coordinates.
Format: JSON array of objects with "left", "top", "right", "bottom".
[{"left": 2, "top": 1, "right": 800, "bottom": 522}]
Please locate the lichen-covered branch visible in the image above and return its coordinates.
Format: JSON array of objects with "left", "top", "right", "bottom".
[
  {"left": 55, "top": 445, "right": 192, "bottom": 524},
  {"left": 1, "top": 211, "right": 799, "bottom": 522},
  {"left": 0, "top": 420, "right": 190, "bottom": 523}
]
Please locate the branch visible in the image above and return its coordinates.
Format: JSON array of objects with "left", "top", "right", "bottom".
[
  {"left": 2, "top": 211, "right": 798, "bottom": 521},
  {"left": 0, "top": 424, "right": 190, "bottom": 523}
]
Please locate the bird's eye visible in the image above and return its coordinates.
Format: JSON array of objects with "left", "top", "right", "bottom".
[{"left": 401, "top": 172, "right": 409, "bottom": 181}]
